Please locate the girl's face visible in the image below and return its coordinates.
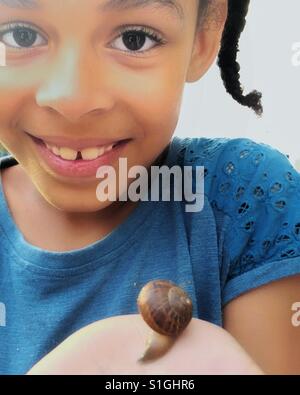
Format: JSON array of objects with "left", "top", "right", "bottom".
[{"left": 0, "top": 0, "right": 222, "bottom": 213}]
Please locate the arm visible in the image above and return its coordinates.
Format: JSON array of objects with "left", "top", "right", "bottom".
[{"left": 223, "top": 274, "right": 300, "bottom": 374}]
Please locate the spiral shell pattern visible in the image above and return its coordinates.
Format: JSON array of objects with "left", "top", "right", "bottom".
[{"left": 137, "top": 280, "right": 193, "bottom": 336}]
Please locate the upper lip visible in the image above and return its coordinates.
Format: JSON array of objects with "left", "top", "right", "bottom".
[{"left": 26, "top": 131, "right": 129, "bottom": 151}]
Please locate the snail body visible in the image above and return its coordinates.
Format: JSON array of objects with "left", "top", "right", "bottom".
[{"left": 137, "top": 280, "right": 193, "bottom": 362}]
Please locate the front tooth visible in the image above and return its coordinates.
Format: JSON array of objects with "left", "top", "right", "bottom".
[
  {"left": 81, "top": 147, "right": 102, "bottom": 160},
  {"left": 59, "top": 147, "right": 78, "bottom": 160},
  {"left": 45, "top": 142, "right": 60, "bottom": 156},
  {"left": 104, "top": 144, "right": 114, "bottom": 152},
  {"left": 98, "top": 146, "right": 106, "bottom": 156},
  {"left": 52, "top": 146, "right": 60, "bottom": 156}
]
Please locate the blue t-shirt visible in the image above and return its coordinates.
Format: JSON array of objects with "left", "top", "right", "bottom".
[{"left": 1, "top": 136, "right": 300, "bottom": 374}]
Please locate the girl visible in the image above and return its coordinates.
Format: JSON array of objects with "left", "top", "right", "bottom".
[{"left": 0, "top": 0, "right": 300, "bottom": 374}]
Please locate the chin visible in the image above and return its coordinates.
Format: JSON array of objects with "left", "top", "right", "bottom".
[{"left": 40, "top": 189, "right": 114, "bottom": 213}]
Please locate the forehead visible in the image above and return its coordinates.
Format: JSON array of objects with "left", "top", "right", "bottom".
[{"left": 0, "top": 0, "right": 185, "bottom": 18}]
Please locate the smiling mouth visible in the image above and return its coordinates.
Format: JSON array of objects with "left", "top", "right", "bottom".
[
  {"left": 26, "top": 131, "right": 132, "bottom": 179},
  {"left": 26, "top": 132, "right": 131, "bottom": 161}
]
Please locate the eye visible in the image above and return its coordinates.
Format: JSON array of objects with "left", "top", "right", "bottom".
[
  {"left": 0, "top": 22, "right": 47, "bottom": 49},
  {"left": 110, "top": 26, "right": 166, "bottom": 55}
]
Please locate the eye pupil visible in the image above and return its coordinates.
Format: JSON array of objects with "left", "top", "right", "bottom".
[
  {"left": 123, "top": 31, "right": 146, "bottom": 51},
  {"left": 13, "top": 28, "right": 37, "bottom": 47}
]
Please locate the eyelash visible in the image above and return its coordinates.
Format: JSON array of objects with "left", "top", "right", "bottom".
[
  {"left": 112, "top": 25, "right": 167, "bottom": 56},
  {"left": 0, "top": 21, "right": 167, "bottom": 56},
  {"left": 0, "top": 21, "right": 46, "bottom": 50}
]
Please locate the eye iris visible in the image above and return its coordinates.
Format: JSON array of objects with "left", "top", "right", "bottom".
[
  {"left": 13, "top": 28, "right": 37, "bottom": 47},
  {"left": 123, "top": 31, "right": 146, "bottom": 51}
]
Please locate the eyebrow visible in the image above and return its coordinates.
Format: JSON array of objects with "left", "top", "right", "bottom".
[
  {"left": 0, "top": 0, "right": 184, "bottom": 20},
  {"left": 99, "top": 0, "right": 184, "bottom": 20},
  {"left": 0, "top": 0, "right": 39, "bottom": 8}
]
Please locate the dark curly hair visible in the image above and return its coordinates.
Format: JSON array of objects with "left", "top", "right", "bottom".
[{"left": 198, "top": 0, "right": 263, "bottom": 117}]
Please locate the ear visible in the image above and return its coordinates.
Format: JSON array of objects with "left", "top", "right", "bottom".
[{"left": 186, "top": 0, "right": 228, "bottom": 83}]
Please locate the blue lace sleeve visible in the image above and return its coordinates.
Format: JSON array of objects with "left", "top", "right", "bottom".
[{"left": 185, "top": 137, "right": 300, "bottom": 307}]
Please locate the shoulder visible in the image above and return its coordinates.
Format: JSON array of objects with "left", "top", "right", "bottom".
[
  {"left": 174, "top": 136, "right": 300, "bottom": 304},
  {"left": 0, "top": 154, "right": 19, "bottom": 242},
  {"left": 176, "top": 135, "right": 298, "bottom": 211}
]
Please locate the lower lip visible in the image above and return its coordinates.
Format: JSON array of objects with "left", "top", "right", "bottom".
[{"left": 29, "top": 134, "right": 131, "bottom": 179}]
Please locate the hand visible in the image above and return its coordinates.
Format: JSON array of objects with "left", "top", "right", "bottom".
[{"left": 27, "top": 314, "right": 263, "bottom": 375}]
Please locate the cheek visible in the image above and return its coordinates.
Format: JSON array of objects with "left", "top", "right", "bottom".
[
  {"left": 0, "top": 66, "right": 46, "bottom": 129},
  {"left": 117, "top": 66, "right": 185, "bottom": 135},
  {"left": 0, "top": 68, "right": 44, "bottom": 154},
  {"left": 0, "top": 91, "right": 30, "bottom": 156},
  {"left": 0, "top": 72, "right": 31, "bottom": 130},
  {"left": 0, "top": 92, "right": 22, "bottom": 153},
  {"left": 0, "top": 92, "right": 23, "bottom": 126}
]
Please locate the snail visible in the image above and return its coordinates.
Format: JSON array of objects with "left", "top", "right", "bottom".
[{"left": 137, "top": 279, "right": 193, "bottom": 363}]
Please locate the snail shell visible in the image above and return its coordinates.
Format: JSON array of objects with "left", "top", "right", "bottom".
[
  {"left": 137, "top": 280, "right": 193, "bottom": 362},
  {"left": 137, "top": 280, "right": 193, "bottom": 336}
]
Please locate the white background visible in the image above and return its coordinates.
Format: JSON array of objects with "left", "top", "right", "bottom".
[{"left": 175, "top": 0, "right": 300, "bottom": 170}]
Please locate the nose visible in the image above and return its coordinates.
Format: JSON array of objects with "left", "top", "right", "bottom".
[{"left": 35, "top": 41, "right": 114, "bottom": 123}]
